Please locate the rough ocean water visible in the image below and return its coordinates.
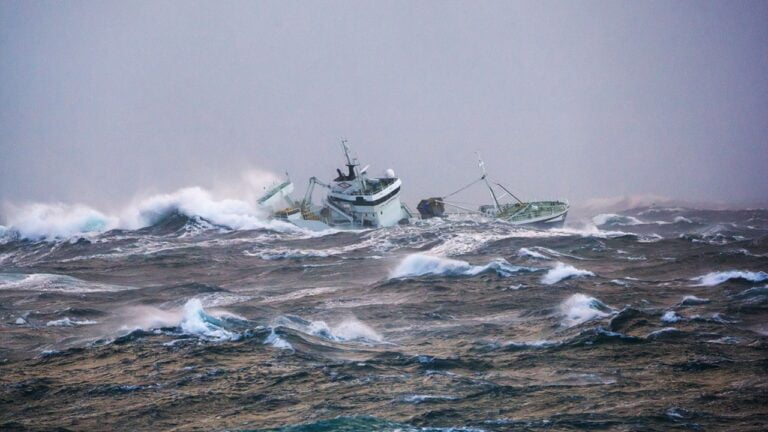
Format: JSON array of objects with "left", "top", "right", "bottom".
[{"left": 1, "top": 205, "right": 767, "bottom": 431}]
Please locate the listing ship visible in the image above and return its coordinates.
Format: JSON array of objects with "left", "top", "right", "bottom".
[
  {"left": 261, "top": 140, "right": 411, "bottom": 230},
  {"left": 417, "top": 154, "right": 568, "bottom": 228}
]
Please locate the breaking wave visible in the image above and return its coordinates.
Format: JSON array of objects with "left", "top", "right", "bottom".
[
  {"left": 593, "top": 213, "right": 643, "bottom": 226},
  {"left": 692, "top": 270, "right": 768, "bottom": 286},
  {"left": 559, "top": 294, "right": 614, "bottom": 327},
  {"left": 0, "top": 273, "right": 130, "bottom": 293},
  {"left": 390, "top": 254, "right": 536, "bottom": 279},
  {"left": 272, "top": 315, "right": 383, "bottom": 344},
  {"left": 179, "top": 299, "right": 240, "bottom": 341},
  {"left": 46, "top": 317, "right": 98, "bottom": 327},
  {"left": 1, "top": 203, "right": 118, "bottom": 241},
  {"left": 541, "top": 262, "right": 595, "bottom": 285},
  {"left": 0, "top": 171, "right": 300, "bottom": 241}
]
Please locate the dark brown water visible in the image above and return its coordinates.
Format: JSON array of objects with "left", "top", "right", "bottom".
[{"left": 1, "top": 208, "right": 767, "bottom": 431}]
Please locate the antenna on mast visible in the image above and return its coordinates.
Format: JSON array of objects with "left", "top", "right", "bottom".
[
  {"left": 340, "top": 139, "right": 355, "bottom": 166},
  {"left": 476, "top": 152, "right": 501, "bottom": 213}
]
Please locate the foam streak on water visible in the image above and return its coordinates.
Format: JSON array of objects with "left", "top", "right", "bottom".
[{"left": 1, "top": 206, "right": 767, "bottom": 431}]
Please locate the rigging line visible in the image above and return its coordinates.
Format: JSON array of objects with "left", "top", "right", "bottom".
[
  {"left": 441, "top": 202, "right": 483, "bottom": 214},
  {"left": 442, "top": 177, "right": 484, "bottom": 199},
  {"left": 440, "top": 199, "right": 484, "bottom": 207},
  {"left": 493, "top": 182, "right": 524, "bottom": 204}
]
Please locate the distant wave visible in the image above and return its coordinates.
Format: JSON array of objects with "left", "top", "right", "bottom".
[
  {"left": 691, "top": 270, "right": 768, "bottom": 286},
  {"left": 593, "top": 213, "right": 643, "bottom": 227},
  {"left": 0, "top": 273, "right": 130, "bottom": 293},
  {"left": 390, "top": 254, "right": 536, "bottom": 279},
  {"left": 541, "top": 262, "right": 594, "bottom": 285}
]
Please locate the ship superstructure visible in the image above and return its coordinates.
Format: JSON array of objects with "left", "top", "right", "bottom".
[{"left": 263, "top": 140, "right": 411, "bottom": 230}]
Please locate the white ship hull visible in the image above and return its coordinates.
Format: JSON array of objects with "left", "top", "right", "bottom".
[{"left": 264, "top": 140, "right": 410, "bottom": 231}]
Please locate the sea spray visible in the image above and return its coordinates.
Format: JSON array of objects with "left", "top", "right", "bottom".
[
  {"left": 272, "top": 315, "right": 382, "bottom": 344},
  {"left": 541, "top": 262, "right": 594, "bottom": 285},
  {"left": 0, "top": 170, "right": 299, "bottom": 241},
  {"left": 559, "top": 294, "right": 613, "bottom": 327},
  {"left": 179, "top": 299, "right": 238, "bottom": 341}
]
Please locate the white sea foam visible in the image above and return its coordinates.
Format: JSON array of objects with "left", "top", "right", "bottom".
[
  {"left": 399, "top": 394, "right": 459, "bottom": 403},
  {"left": 46, "top": 317, "right": 98, "bottom": 327},
  {"left": 264, "top": 329, "right": 294, "bottom": 350},
  {"left": 680, "top": 295, "right": 710, "bottom": 306},
  {"left": 592, "top": 213, "right": 642, "bottom": 226},
  {"left": 504, "top": 339, "right": 558, "bottom": 349},
  {"left": 518, "top": 248, "right": 549, "bottom": 259},
  {"left": 559, "top": 294, "right": 613, "bottom": 327},
  {"left": 691, "top": 270, "right": 768, "bottom": 286},
  {"left": 245, "top": 248, "right": 331, "bottom": 260},
  {"left": 390, "top": 254, "right": 534, "bottom": 279},
  {"left": 541, "top": 262, "right": 594, "bottom": 285},
  {"left": 179, "top": 299, "right": 238, "bottom": 341},
  {"left": 661, "top": 311, "right": 682, "bottom": 323},
  {"left": 2, "top": 203, "right": 118, "bottom": 241},
  {"left": 0, "top": 273, "right": 131, "bottom": 293},
  {"left": 273, "top": 315, "right": 382, "bottom": 343},
  {"left": 0, "top": 171, "right": 306, "bottom": 241}
]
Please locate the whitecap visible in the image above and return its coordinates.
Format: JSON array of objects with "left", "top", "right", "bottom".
[
  {"left": 1, "top": 203, "right": 118, "bottom": 241},
  {"left": 592, "top": 213, "right": 642, "bottom": 226},
  {"left": 680, "top": 295, "right": 710, "bottom": 306},
  {"left": 559, "top": 294, "right": 613, "bottom": 327},
  {"left": 272, "top": 315, "right": 382, "bottom": 344},
  {"left": 503, "top": 339, "right": 558, "bottom": 349},
  {"left": 0, "top": 273, "right": 131, "bottom": 293},
  {"left": 390, "top": 254, "right": 535, "bottom": 279},
  {"left": 517, "top": 248, "right": 549, "bottom": 259},
  {"left": 541, "top": 262, "right": 594, "bottom": 285},
  {"left": 46, "top": 317, "right": 98, "bottom": 327},
  {"left": 646, "top": 327, "right": 682, "bottom": 340},
  {"left": 691, "top": 270, "right": 768, "bottom": 286},
  {"left": 264, "top": 328, "right": 294, "bottom": 351},
  {"left": 179, "top": 299, "right": 238, "bottom": 341},
  {"left": 245, "top": 248, "right": 330, "bottom": 260},
  {"left": 661, "top": 311, "right": 682, "bottom": 323}
]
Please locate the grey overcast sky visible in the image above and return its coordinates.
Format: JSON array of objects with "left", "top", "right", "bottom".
[{"left": 1, "top": 0, "right": 767, "bottom": 210}]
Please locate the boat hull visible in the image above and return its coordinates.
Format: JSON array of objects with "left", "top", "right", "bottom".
[{"left": 503, "top": 210, "right": 568, "bottom": 228}]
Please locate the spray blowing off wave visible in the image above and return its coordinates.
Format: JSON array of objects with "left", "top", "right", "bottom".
[{"left": 1, "top": 171, "right": 301, "bottom": 240}]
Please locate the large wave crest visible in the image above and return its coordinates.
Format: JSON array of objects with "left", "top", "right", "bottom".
[{"left": 1, "top": 170, "right": 299, "bottom": 240}]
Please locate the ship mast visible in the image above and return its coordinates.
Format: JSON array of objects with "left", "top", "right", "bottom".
[
  {"left": 477, "top": 152, "right": 501, "bottom": 213},
  {"left": 340, "top": 139, "right": 366, "bottom": 192}
]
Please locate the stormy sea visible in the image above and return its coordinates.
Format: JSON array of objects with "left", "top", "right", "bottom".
[{"left": 1, "top": 204, "right": 767, "bottom": 431}]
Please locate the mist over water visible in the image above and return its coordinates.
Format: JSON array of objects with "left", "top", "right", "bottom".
[{"left": 1, "top": 1, "right": 768, "bottom": 209}]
